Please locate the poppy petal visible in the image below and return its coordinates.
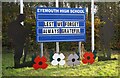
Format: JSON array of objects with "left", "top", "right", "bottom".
[
  {"left": 41, "top": 63, "right": 48, "bottom": 69},
  {"left": 74, "top": 60, "right": 80, "bottom": 65},
  {"left": 89, "top": 52, "right": 94, "bottom": 58},
  {"left": 89, "top": 59, "right": 95, "bottom": 64},
  {"left": 59, "top": 53, "right": 65, "bottom": 59},
  {"left": 68, "top": 54, "right": 74, "bottom": 61},
  {"left": 73, "top": 54, "right": 79, "bottom": 60},
  {"left": 41, "top": 56, "right": 47, "bottom": 62},
  {"left": 82, "top": 59, "right": 88, "bottom": 64},
  {"left": 83, "top": 52, "right": 89, "bottom": 59},
  {"left": 59, "top": 60, "right": 65, "bottom": 65},
  {"left": 34, "top": 56, "right": 41, "bottom": 64},
  {"left": 53, "top": 53, "right": 59, "bottom": 60},
  {"left": 33, "top": 64, "right": 40, "bottom": 70},
  {"left": 51, "top": 60, "right": 58, "bottom": 65}
]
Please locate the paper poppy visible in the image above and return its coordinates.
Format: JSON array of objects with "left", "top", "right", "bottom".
[
  {"left": 33, "top": 55, "right": 48, "bottom": 70},
  {"left": 82, "top": 52, "right": 95, "bottom": 64},
  {"left": 67, "top": 54, "right": 80, "bottom": 66},
  {"left": 51, "top": 53, "right": 65, "bottom": 66}
]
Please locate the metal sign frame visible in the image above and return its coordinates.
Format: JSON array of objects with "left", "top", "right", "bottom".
[{"left": 36, "top": 7, "right": 86, "bottom": 43}]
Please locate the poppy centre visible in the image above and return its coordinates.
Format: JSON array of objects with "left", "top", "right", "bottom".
[
  {"left": 87, "top": 56, "right": 90, "bottom": 60},
  {"left": 57, "top": 58, "right": 61, "bottom": 62},
  {"left": 72, "top": 58, "right": 75, "bottom": 62},
  {"left": 39, "top": 61, "right": 43, "bottom": 65}
]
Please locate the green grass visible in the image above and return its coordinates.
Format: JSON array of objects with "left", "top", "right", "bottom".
[{"left": 2, "top": 53, "right": 119, "bottom": 76}]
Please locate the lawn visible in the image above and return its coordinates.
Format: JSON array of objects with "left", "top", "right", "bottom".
[{"left": 2, "top": 52, "right": 119, "bottom": 77}]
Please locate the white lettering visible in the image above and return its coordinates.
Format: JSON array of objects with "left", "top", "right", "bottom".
[
  {"left": 57, "top": 21, "right": 63, "bottom": 27},
  {"left": 61, "top": 28, "right": 80, "bottom": 34},
  {"left": 65, "top": 21, "right": 79, "bottom": 27},
  {"left": 43, "top": 28, "right": 59, "bottom": 34},
  {"left": 60, "top": 9, "right": 69, "bottom": 13},
  {"left": 37, "top": 9, "right": 59, "bottom": 13},
  {"left": 70, "top": 10, "right": 85, "bottom": 13},
  {"left": 44, "top": 21, "right": 54, "bottom": 27}
]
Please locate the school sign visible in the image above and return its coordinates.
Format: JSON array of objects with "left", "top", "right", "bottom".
[{"left": 36, "top": 7, "right": 86, "bottom": 42}]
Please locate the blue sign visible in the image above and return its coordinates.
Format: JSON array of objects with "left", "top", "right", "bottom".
[{"left": 36, "top": 7, "right": 86, "bottom": 42}]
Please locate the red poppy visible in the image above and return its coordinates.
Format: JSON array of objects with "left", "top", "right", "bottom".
[
  {"left": 82, "top": 52, "right": 95, "bottom": 64},
  {"left": 33, "top": 56, "right": 48, "bottom": 70}
]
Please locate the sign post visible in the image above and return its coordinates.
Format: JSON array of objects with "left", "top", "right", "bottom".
[
  {"left": 56, "top": 0, "right": 59, "bottom": 53},
  {"left": 91, "top": 0, "right": 95, "bottom": 52},
  {"left": 78, "top": 42, "right": 81, "bottom": 58},
  {"left": 40, "top": 43, "right": 43, "bottom": 57},
  {"left": 20, "top": 0, "right": 23, "bottom": 14},
  {"left": 20, "top": 0, "right": 24, "bottom": 25}
]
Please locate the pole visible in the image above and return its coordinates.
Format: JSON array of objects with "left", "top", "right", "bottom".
[
  {"left": 20, "top": 0, "right": 24, "bottom": 25},
  {"left": 76, "top": 4, "right": 81, "bottom": 59},
  {"left": 40, "top": 43, "right": 43, "bottom": 57},
  {"left": 56, "top": 0, "right": 59, "bottom": 53},
  {"left": 91, "top": 0, "right": 94, "bottom": 52},
  {"left": 56, "top": 0, "right": 59, "bottom": 7},
  {"left": 78, "top": 42, "right": 81, "bottom": 59},
  {"left": 14, "top": 0, "right": 17, "bottom": 3},
  {"left": 20, "top": 0, "right": 23, "bottom": 14}
]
